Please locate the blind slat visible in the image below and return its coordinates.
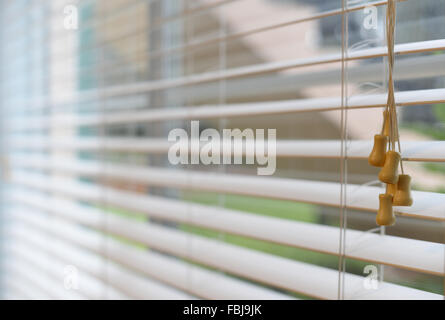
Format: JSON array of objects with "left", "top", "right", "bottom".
[
  {"left": 6, "top": 39, "right": 445, "bottom": 111},
  {"left": 5, "top": 202, "right": 293, "bottom": 300},
  {"left": 6, "top": 139, "right": 445, "bottom": 162},
  {"left": 5, "top": 230, "right": 195, "bottom": 300},
  {"left": 6, "top": 88, "right": 445, "bottom": 130},
  {"left": 3, "top": 278, "right": 52, "bottom": 300},
  {"left": 124, "top": 0, "right": 405, "bottom": 59},
  {"left": 10, "top": 206, "right": 441, "bottom": 300},
  {"left": 7, "top": 53, "right": 445, "bottom": 118},
  {"left": 9, "top": 188, "right": 444, "bottom": 275},
  {"left": 9, "top": 162, "right": 445, "bottom": 221},
  {"left": 4, "top": 240, "right": 130, "bottom": 300},
  {"left": 8, "top": 208, "right": 295, "bottom": 300},
  {"left": 3, "top": 259, "right": 85, "bottom": 300},
  {"left": 2, "top": 0, "right": 443, "bottom": 301}
]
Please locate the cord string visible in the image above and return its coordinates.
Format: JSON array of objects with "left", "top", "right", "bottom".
[{"left": 385, "top": 0, "right": 404, "bottom": 173}]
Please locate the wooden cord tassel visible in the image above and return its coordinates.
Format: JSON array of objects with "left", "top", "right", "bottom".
[
  {"left": 393, "top": 174, "right": 413, "bottom": 206},
  {"left": 368, "top": 134, "right": 387, "bottom": 167},
  {"left": 383, "top": 110, "right": 391, "bottom": 137},
  {"left": 378, "top": 150, "right": 400, "bottom": 184},
  {"left": 386, "top": 183, "right": 397, "bottom": 197},
  {"left": 368, "top": 0, "right": 412, "bottom": 226},
  {"left": 377, "top": 193, "right": 396, "bottom": 226}
]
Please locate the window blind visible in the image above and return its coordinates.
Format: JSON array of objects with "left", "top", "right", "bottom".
[{"left": 0, "top": 0, "right": 444, "bottom": 300}]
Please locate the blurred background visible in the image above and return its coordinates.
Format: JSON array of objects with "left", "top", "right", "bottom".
[{"left": 0, "top": 0, "right": 444, "bottom": 300}]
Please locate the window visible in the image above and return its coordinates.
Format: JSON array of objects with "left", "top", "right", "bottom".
[{"left": 0, "top": 0, "right": 444, "bottom": 300}]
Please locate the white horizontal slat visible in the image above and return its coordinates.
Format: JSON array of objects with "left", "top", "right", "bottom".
[
  {"left": 6, "top": 39, "right": 445, "bottom": 111},
  {"left": 0, "top": 0, "right": 402, "bottom": 65},
  {"left": 9, "top": 159, "right": 445, "bottom": 221},
  {"left": 5, "top": 208, "right": 294, "bottom": 300},
  {"left": 4, "top": 294, "right": 23, "bottom": 300},
  {"left": 42, "top": 38, "right": 445, "bottom": 98},
  {"left": 8, "top": 226, "right": 292, "bottom": 301},
  {"left": 2, "top": 292, "right": 20, "bottom": 300},
  {"left": 2, "top": 286, "right": 21, "bottom": 300},
  {"left": 6, "top": 138, "right": 445, "bottom": 162},
  {"left": 6, "top": 88, "right": 445, "bottom": 130},
  {"left": 8, "top": 187, "right": 445, "bottom": 276},
  {"left": 5, "top": 52, "right": 445, "bottom": 128},
  {"left": 9, "top": 206, "right": 441, "bottom": 300},
  {"left": 4, "top": 0, "right": 231, "bottom": 57},
  {"left": 5, "top": 233, "right": 130, "bottom": 300},
  {"left": 4, "top": 227, "right": 194, "bottom": 300},
  {"left": 4, "top": 239, "right": 130, "bottom": 300},
  {"left": 189, "top": 54, "right": 445, "bottom": 104},
  {"left": 275, "top": 140, "right": 445, "bottom": 162},
  {"left": 2, "top": 0, "right": 403, "bottom": 82},
  {"left": 153, "top": 0, "right": 406, "bottom": 58},
  {"left": 3, "top": 278, "right": 52, "bottom": 300},
  {"left": 3, "top": 258, "right": 85, "bottom": 300},
  {"left": 157, "top": 54, "right": 445, "bottom": 107}
]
